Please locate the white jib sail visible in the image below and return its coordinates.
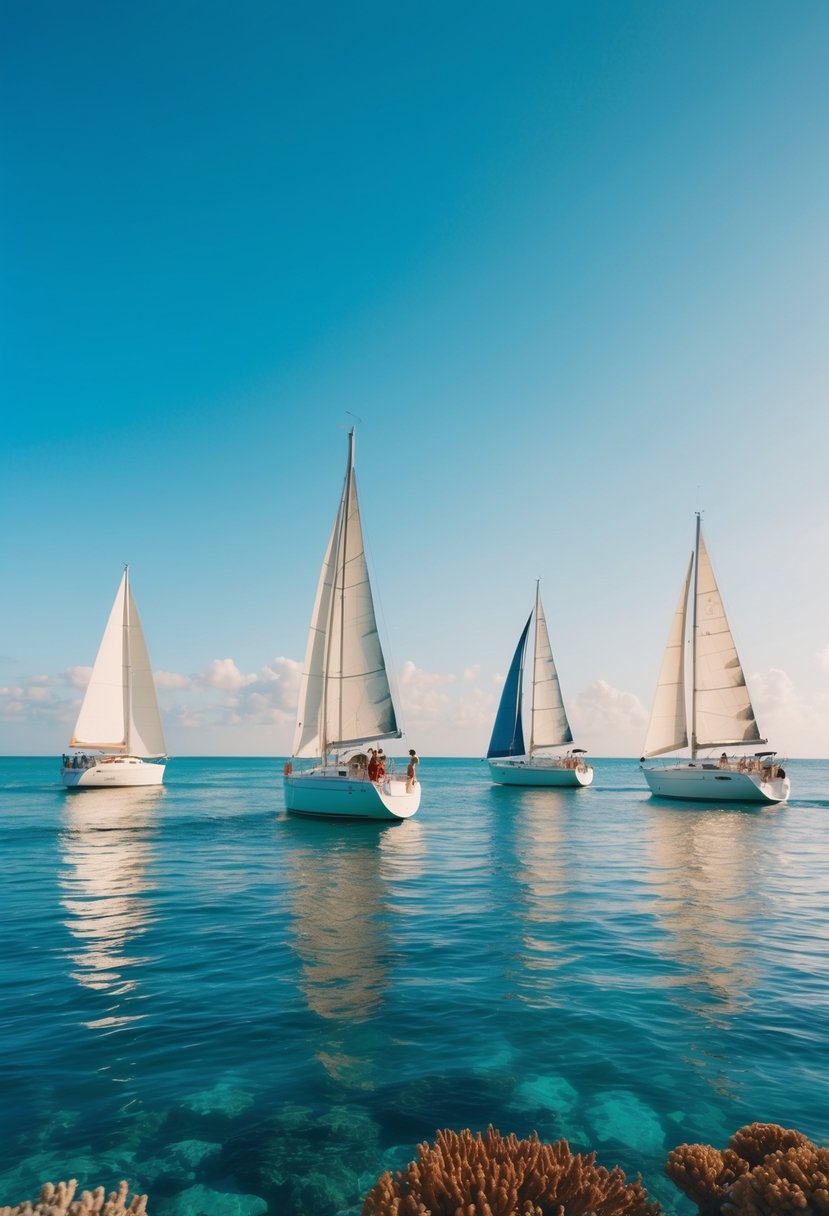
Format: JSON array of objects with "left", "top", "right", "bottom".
[
  {"left": 693, "top": 532, "right": 763, "bottom": 749},
  {"left": 70, "top": 573, "right": 129, "bottom": 751},
  {"left": 69, "top": 571, "right": 166, "bottom": 756},
  {"left": 292, "top": 516, "right": 339, "bottom": 758},
  {"left": 529, "top": 591, "right": 573, "bottom": 752},
  {"left": 643, "top": 554, "right": 693, "bottom": 758}
]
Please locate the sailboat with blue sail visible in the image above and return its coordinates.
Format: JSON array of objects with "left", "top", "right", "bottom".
[{"left": 487, "top": 583, "right": 593, "bottom": 787}]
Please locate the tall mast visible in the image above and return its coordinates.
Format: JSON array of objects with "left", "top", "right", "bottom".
[
  {"left": 529, "top": 580, "right": 540, "bottom": 757},
  {"left": 690, "top": 513, "right": 700, "bottom": 759},
  {"left": 123, "top": 565, "right": 132, "bottom": 755},
  {"left": 337, "top": 429, "right": 355, "bottom": 753},
  {"left": 320, "top": 430, "right": 354, "bottom": 760}
]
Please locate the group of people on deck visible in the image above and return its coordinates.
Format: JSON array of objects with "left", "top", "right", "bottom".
[
  {"left": 718, "top": 752, "right": 786, "bottom": 779},
  {"left": 62, "top": 754, "right": 95, "bottom": 770},
  {"left": 365, "top": 747, "right": 420, "bottom": 791}
]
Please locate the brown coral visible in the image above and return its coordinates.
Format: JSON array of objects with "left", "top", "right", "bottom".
[
  {"left": 362, "top": 1125, "right": 661, "bottom": 1216},
  {"left": 0, "top": 1180, "right": 147, "bottom": 1216},
  {"left": 723, "top": 1145, "right": 829, "bottom": 1215},
  {"left": 666, "top": 1123, "right": 829, "bottom": 1215},
  {"left": 727, "top": 1123, "right": 811, "bottom": 1169}
]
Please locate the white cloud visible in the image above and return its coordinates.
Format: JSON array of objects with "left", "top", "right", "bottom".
[
  {"left": 258, "top": 657, "right": 303, "bottom": 712},
  {"left": 747, "top": 667, "right": 823, "bottom": 755},
  {"left": 199, "top": 658, "right": 257, "bottom": 690},
  {"left": 568, "top": 680, "right": 649, "bottom": 756},
  {"left": 63, "top": 666, "right": 92, "bottom": 689},
  {"left": 154, "top": 670, "right": 192, "bottom": 689},
  {"left": 400, "top": 660, "right": 456, "bottom": 687},
  {"left": 817, "top": 644, "right": 829, "bottom": 674},
  {"left": 0, "top": 675, "right": 76, "bottom": 727},
  {"left": 463, "top": 665, "right": 480, "bottom": 682},
  {"left": 455, "top": 686, "right": 496, "bottom": 730}
]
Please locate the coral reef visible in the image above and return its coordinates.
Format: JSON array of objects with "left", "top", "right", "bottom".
[
  {"left": 665, "top": 1122, "right": 829, "bottom": 1215},
  {"left": 362, "top": 1125, "right": 661, "bottom": 1215},
  {"left": 0, "top": 1180, "right": 146, "bottom": 1216}
]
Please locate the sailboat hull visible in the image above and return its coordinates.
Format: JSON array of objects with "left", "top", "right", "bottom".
[
  {"left": 488, "top": 759, "right": 593, "bottom": 787},
  {"left": 62, "top": 758, "right": 166, "bottom": 789},
  {"left": 284, "top": 767, "right": 420, "bottom": 819},
  {"left": 642, "top": 764, "right": 790, "bottom": 804}
]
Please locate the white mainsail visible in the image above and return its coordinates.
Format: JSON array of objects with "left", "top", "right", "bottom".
[
  {"left": 69, "top": 571, "right": 166, "bottom": 758},
  {"left": 293, "top": 431, "right": 400, "bottom": 760},
  {"left": 529, "top": 588, "right": 573, "bottom": 752},
  {"left": 643, "top": 555, "right": 693, "bottom": 758},
  {"left": 693, "top": 531, "right": 763, "bottom": 750}
]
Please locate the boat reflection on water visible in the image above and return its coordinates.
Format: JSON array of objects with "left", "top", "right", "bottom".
[
  {"left": 501, "top": 788, "right": 571, "bottom": 1007},
  {"left": 284, "top": 816, "right": 424, "bottom": 1087},
  {"left": 645, "top": 806, "right": 767, "bottom": 1024},
  {"left": 59, "top": 786, "right": 162, "bottom": 1029}
]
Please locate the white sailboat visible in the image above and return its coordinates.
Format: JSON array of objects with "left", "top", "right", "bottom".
[
  {"left": 487, "top": 583, "right": 593, "bottom": 787},
  {"left": 283, "top": 430, "right": 420, "bottom": 820},
  {"left": 61, "top": 568, "right": 167, "bottom": 789},
  {"left": 641, "top": 514, "right": 790, "bottom": 804}
]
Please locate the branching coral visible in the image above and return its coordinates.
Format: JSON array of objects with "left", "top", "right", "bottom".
[
  {"left": 666, "top": 1123, "right": 829, "bottom": 1215},
  {"left": 0, "top": 1180, "right": 147, "bottom": 1216},
  {"left": 362, "top": 1125, "right": 661, "bottom": 1215}
]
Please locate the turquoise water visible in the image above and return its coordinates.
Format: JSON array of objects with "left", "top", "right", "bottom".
[{"left": 1, "top": 756, "right": 827, "bottom": 1215}]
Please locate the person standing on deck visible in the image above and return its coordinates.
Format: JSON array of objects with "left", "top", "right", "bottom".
[{"left": 406, "top": 749, "right": 419, "bottom": 792}]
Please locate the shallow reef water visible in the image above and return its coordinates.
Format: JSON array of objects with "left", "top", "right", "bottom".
[{"left": 1, "top": 756, "right": 828, "bottom": 1214}]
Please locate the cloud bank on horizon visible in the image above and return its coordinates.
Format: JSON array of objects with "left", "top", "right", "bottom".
[{"left": 2, "top": 650, "right": 828, "bottom": 759}]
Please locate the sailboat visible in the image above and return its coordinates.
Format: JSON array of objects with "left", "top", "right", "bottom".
[
  {"left": 61, "top": 568, "right": 167, "bottom": 788},
  {"left": 641, "top": 514, "right": 790, "bottom": 803},
  {"left": 487, "top": 583, "right": 593, "bottom": 787},
  {"left": 284, "top": 430, "right": 420, "bottom": 820}
]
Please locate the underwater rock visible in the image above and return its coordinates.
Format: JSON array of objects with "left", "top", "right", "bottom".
[
  {"left": 155, "top": 1183, "right": 266, "bottom": 1216},
  {"left": 587, "top": 1091, "right": 666, "bottom": 1157},
  {"left": 290, "top": 1163, "right": 364, "bottom": 1216},
  {"left": 513, "top": 1073, "right": 579, "bottom": 1115},
  {"left": 182, "top": 1078, "right": 254, "bottom": 1120},
  {"left": 221, "top": 1102, "right": 380, "bottom": 1211},
  {"left": 317, "top": 1105, "right": 382, "bottom": 1148},
  {"left": 141, "top": 1140, "right": 221, "bottom": 1190},
  {"left": 374, "top": 1071, "right": 512, "bottom": 1139}
]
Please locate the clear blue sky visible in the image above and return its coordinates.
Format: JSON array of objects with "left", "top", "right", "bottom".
[{"left": 2, "top": 1, "right": 827, "bottom": 756}]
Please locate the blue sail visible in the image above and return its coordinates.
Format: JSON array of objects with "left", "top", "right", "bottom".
[{"left": 487, "top": 612, "right": 532, "bottom": 758}]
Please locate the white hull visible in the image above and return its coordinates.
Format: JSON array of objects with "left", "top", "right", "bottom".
[
  {"left": 488, "top": 758, "right": 593, "bottom": 787},
  {"left": 62, "top": 757, "right": 166, "bottom": 789},
  {"left": 284, "top": 766, "right": 421, "bottom": 820},
  {"left": 642, "top": 763, "right": 790, "bottom": 804}
]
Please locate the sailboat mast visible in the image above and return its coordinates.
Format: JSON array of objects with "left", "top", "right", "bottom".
[
  {"left": 529, "top": 580, "right": 540, "bottom": 757},
  {"left": 123, "top": 566, "right": 132, "bottom": 756},
  {"left": 319, "top": 430, "right": 354, "bottom": 761},
  {"left": 337, "top": 430, "right": 355, "bottom": 754},
  {"left": 690, "top": 513, "right": 700, "bottom": 759}
]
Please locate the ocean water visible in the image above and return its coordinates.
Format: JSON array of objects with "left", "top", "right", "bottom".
[{"left": 1, "top": 756, "right": 827, "bottom": 1215}]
